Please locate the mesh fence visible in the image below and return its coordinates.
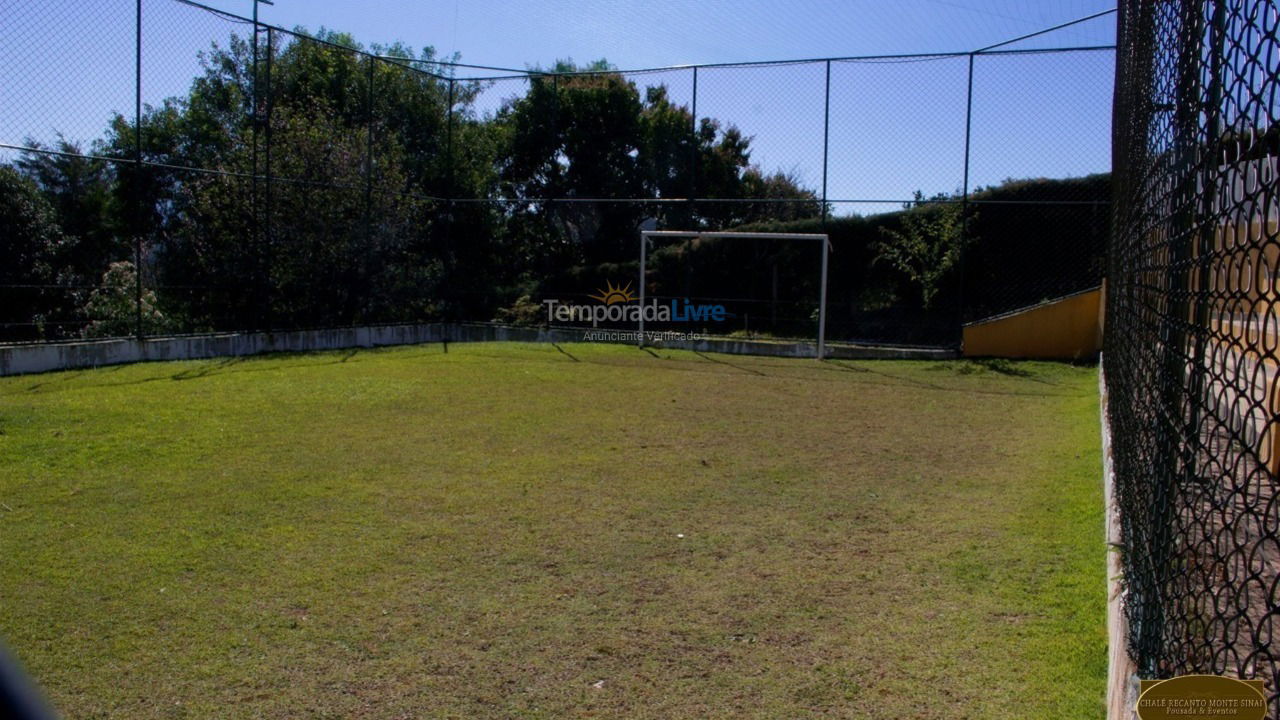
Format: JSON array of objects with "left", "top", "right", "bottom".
[
  {"left": 1, "top": 0, "right": 1113, "bottom": 347},
  {"left": 1108, "top": 0, "right": 1280, "bottom": 714}
]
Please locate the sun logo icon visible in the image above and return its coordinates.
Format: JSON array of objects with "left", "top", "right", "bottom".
[{"left": 589, "top": 280, "right": 637, "bottom": 305}]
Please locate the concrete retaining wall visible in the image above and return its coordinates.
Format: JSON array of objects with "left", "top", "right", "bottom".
[{"left": 0, "top": 324, "right": 955, "bottom": 376}]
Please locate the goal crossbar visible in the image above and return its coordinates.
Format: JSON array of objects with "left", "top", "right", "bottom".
[{"left": 638, "top": 230, "right": 831, "bottom": 359}]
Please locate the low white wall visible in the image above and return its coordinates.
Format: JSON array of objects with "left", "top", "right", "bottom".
[
  {"left": 0, "top": 323, "right": 955, "bottom": 376},
  {"left": 0, "top": 325, "right": 447, "bottom": 376},
  {"left": 1101, "top": 358, "right": 1141, "bottom": 720}
]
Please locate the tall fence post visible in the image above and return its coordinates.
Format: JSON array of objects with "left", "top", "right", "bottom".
[
  {"left": 251, "top": 0, "right": 261, "bottom": 329},
  {"left": 689, "top": 65, "right": 698, "bottom": 224},
  {"left": 550, "top": 72, "right": 559, "bottom": 263},
  {"left": 821, "top": 60, "right": 831, "bottom": 352},
  {"left": 134, "top": 0, "right": 144, "bottom": 341},
  {"left": 446, "top": 77, "right": 455, "bottom": 197},
  {"left": 366, "top": 55, "right": 373, "bottom": 283},
  {"left": 264, "top": 26, "right": 273, "bottom": 330},
  {"left": 958, "top": 51, "right": 975, "bottom": 345},
  {"left": 821, "top": 60, "right": 830, "bottom": 227},
  {"left": 445, "top": 76, "right": 456, "bottom": 314}
]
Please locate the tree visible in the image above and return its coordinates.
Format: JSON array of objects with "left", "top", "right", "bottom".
[
  {"left": 91, "top": 29, "right": 481, "bottom": 329},
  {"left": 80, "top": 261, "right": 168, "bottom": 338},
  {"left": 496, "top": 61, "right": 821, "bottom": 272},
  {"left": 0, "top": 167, "right": 76, "bottom": 340},
  {"left": 874, "top": 192, "right": 971, "bottom": 309},
  {"left": 5, "top": 27, "right": 827, "bottom": 336},
  {"left": 740, "top": 168, "right": 822, "bottom": 224},
  {"left": 496, "top": 60, "right": 649, "bottom": 265},
  {"left": 16, "top": 137, "right": 123, "bottom": 282}
]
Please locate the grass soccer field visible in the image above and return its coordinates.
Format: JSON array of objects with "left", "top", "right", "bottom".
[{"left": 0, "top": 342, "right": 1104, "bottom": 718}]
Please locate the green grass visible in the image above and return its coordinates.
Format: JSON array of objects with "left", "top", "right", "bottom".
[{"left": 0, "top": 342, "right": 1105, "bottom": 719}]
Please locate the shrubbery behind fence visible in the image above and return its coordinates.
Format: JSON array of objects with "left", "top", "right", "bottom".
[{"left": 1, "top": 0, "right": 1115, "bottom": 346}]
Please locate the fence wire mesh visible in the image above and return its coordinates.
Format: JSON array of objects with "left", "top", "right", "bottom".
[
  {"left": 1109, "top": 0, "right": 1280, "bottom": 714},
  {"left": 1, "top": 0, "right": 1113, "bottom": 348}
]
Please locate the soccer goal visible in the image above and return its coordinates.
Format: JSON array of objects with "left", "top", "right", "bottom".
[{"left": 638, "top": 230, "right": 831, "bottom": 358}]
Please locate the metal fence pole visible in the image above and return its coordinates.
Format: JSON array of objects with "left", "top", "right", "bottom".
[
  {"left": 962, "top": 54, "right": 974, "bottom": 210},
  {"left": 820, "top": 60, "right": 831, "bottom": 356},
  {"left": 251, "top": 0, "right": 261, "bottom": 329},
  {"left": 134, "top": 0, "right": 143, "bottom": 340},
  {"left": 264, "top": 26, "right": 273, "bottom": 330},
  {"left": 638, "top": 232, "right": 647, "bottom": 346},
  {"left": 447, "top": 77, "right": 455, "bottom": 194},
  {"left": 689, "top": 66, "right": 698, "bottom": 222},
  {"left": 365, "top": 56, "right": 375, "bottom": 270},
  {"left": 251, "top": 8, "right": 258, "bottom": 232},
  {"left": 957, "top": 52, "right": 975, "bottom": 344},
  {"left": 818, "top": 237, "right": 829, "bottom": 360},
  {"left": 550, "top": 72, "right": 559, "bottom": 257},
  {"left": 445, "top": 76, "right": 455, "bottom": 315},
  {"left": 358, "top": 57, "right": 374, "bottom": 324},
  {"left": 821, "top": 60, "right": 830, "bottom": 225}
]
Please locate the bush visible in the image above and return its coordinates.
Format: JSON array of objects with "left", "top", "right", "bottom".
[
  {"left": 81, "top": 261, "right": 169, "bottom": 338},
  {"left": 493, "top": 294, "right": 546, "bottom": 327}
]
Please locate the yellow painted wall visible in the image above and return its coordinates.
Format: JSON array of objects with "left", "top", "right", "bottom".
[{"left": 963, "top": 287, "right": 1103, "bottom": 360}]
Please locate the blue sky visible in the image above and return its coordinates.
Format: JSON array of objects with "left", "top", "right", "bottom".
[{"left": 1, "top": 0, "right": 1116, "bottom": 211}]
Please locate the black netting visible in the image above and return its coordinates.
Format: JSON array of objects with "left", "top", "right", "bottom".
[
  {"left": 1, "top": 0, "right": 1113, "bottom": 350},
  {"left": 1109, "top": 0, "right": 1280, "bottom": 715}
]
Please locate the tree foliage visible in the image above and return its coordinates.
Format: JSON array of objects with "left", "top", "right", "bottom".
[
  {"left": 0, "top": 22, "right": 1100, "bottom": 345},
  {"left": 81, "top": 261, "right": 169, "bottom": 338},
  {"left": 0, "top": 166, "right": 74, "bottom": 339},
  {"left": 874, "top": 193, "right": 970, "bottom": 309}
]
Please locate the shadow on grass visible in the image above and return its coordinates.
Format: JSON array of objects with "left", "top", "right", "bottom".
[
  {"left": 20, "top": 370, "right": 87, "bottom": 393},
  {"left": 170, "top": 356, "right": 245, "bottom": 381},
  {"left": 551, "top": 344, "right": 580, "bottom": 362},
  {"left": 822, "top": 359, "right": 1084, "bottom": 398},
  {"left": 4, "top": 341, "right": 1089, "bottom": 401},
  {"left": 693, "top": 351, "right": 766, "bottom": 377},
  {"left": 971, "top": 358, "right": 1035, "bottom": 377},
  {"left": 464, "top": 342, "right": 1085, "bottom": 398},
  {"left": 926, "top": 358, "right": 1075, "bottom": 388}
]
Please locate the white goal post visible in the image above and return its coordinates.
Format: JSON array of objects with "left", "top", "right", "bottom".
[{"left": 638, "top": 230, "right": 832, "bottom": 359}]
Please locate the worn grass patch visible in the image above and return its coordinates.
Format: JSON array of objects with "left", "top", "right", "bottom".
[{"left": 0, "top": 343, "right": 1104, "bottom": 719}]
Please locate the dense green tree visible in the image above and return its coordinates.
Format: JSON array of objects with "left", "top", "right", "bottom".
[
  {"left": 739, "top": 168, "right": 823, "bottom": 224},
  {"left": 875, "top": 192, "right": 970, "bottom": 309},
  {"left": 86, "top": 29, "right": 492, "bottom": 330},
  {"left": 16, "top": 138, "right": 123, "bottom": 282},
  {"left": 0, "top": 167, "right": 76, "bottom": 339},
  {"left": 2, "top": 19, "right": 832, "bottom": 339},
  {"left": 496, "top": 61, "right": 646, "bottom": 265},
  {"left": 11, "top": 20, "right": 1106, "bottom": 345},
  {"left": 495, "top": 60, "right": 821, "bottom": 271}
]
